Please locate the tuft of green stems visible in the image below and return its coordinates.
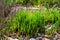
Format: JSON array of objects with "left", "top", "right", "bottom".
[{"left": 0, "top": 8, "right": 60, "bottom": 36}]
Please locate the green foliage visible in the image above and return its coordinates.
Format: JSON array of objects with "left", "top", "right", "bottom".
[
  {"left": 4, "top": 0, "right": 24, "bottom": 5},
  {"left": 5, "top": 10, "right": 45, "bottom": 35},
  {"left": 4, "top": 0, "right": 60, "bottom": 6},
  {"left": 45, "top": 8, "right": 60, "bottom": 35},
  {"left": 0, "top": 8, "right": 60, "bottom": 36}
]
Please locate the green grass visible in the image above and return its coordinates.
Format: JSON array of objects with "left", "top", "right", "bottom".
[
  {"left": 44, "top": 8, "right": 60, "bottom": 35},
  {"left": 4, "top": 0, "right": 60, "bottom": 6},
  {"left": 0, "top": 8, "right": 60, "bottom": 36}
]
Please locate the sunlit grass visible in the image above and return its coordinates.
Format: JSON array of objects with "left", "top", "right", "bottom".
[{"left": 0, "top": 8, "right": 60, "bottom": 36}]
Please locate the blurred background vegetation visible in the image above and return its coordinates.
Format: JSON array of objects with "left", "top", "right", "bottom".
[{"left": 4, "top": 0, "right": 60, "bottom": 7}]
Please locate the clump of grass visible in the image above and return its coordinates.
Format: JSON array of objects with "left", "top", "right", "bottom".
[
  {"left": 45, "top": 8, "right": 60, "bottom": 35},
  {"left": 0, "top": 8, "right": 60, "bottom": 37},
  {"left": 0, "top": 10, "right": 45, "bottom": 36}
]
